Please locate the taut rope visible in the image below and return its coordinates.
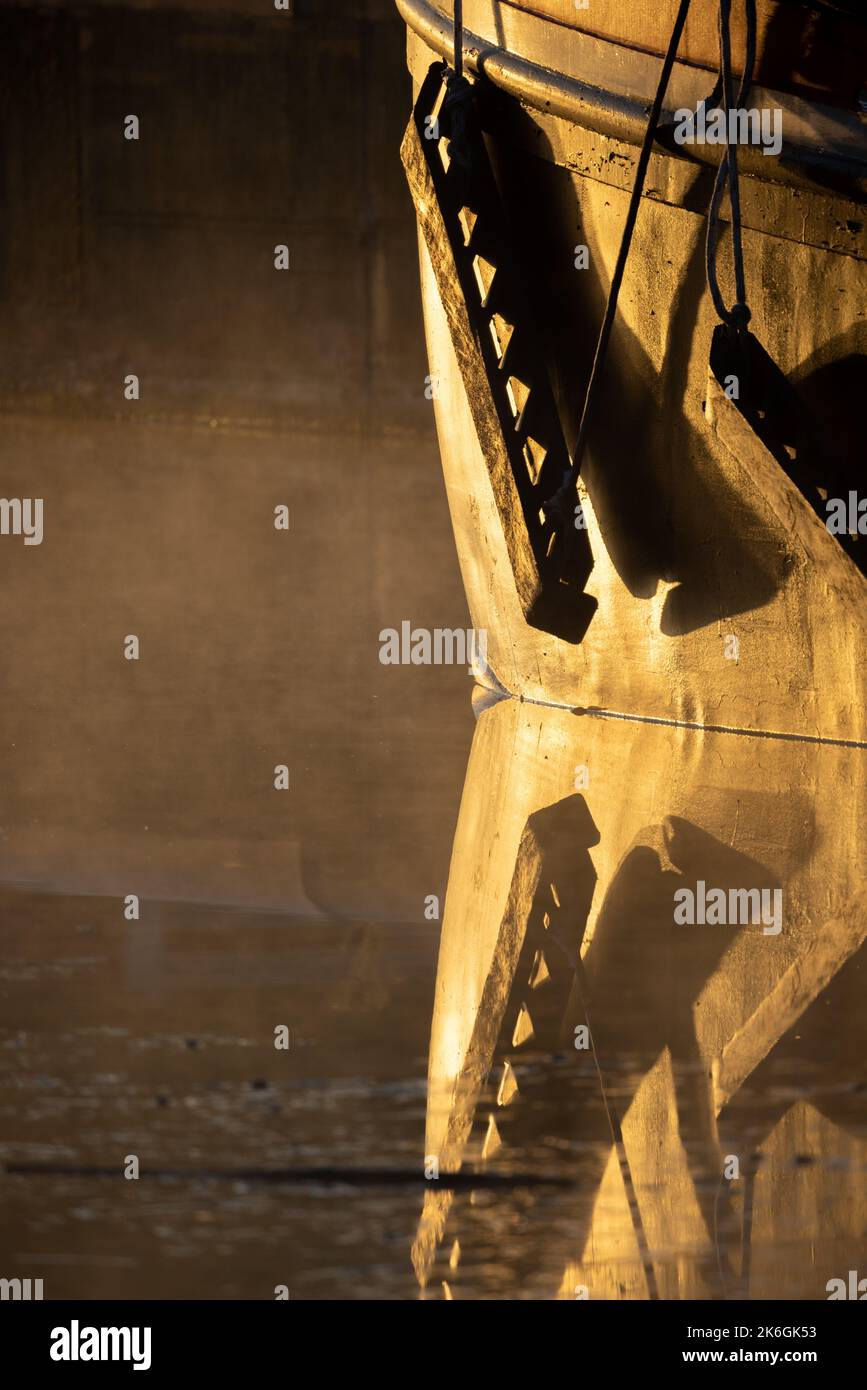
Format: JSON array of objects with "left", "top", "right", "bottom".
[
  {"left": 453, "top": 0, "right": 462, "bottom": 79},
  {"left": 544, "top": 0, "right": 694, "bottom": 530}
]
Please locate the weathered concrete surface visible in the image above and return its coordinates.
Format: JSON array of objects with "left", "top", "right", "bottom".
[
  {"left": 0, "top": 1, "right": 433, "bottom": 435},
  {"left": 0, "top": 413, "right": 474, "bottom": 920},
  {"left": 0, "top": 1, "right": 474, "bottom": 920}
]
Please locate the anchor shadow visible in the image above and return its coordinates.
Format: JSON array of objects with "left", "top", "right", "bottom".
[{"left": 480, "top": 85, "right": 795, "bottom": 637}]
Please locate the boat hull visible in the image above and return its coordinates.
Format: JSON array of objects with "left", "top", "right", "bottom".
[{"left": 401, "top": 3, "right": 867, "bottom": 742}]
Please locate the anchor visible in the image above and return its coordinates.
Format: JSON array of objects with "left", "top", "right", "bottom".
[{"left": 401, "top": 50, "right": 596, "bottom": 645}]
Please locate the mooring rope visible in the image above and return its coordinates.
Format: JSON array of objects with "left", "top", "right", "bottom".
[
  {"left": 705, "top": 0, "right": 757, "bottom": 338},
  {"left": 544, "top": 0, "right": 693, "bottom": 529},
  {"left": 441, "top": 1, "right": 475, "bottom": 176},
  {"left": 453, "top": 0, "right": 463, "bottom": 79}
]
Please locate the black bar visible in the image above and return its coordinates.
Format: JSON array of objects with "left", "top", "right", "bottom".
[{"left": 4, "top": 1298, "right": 862, "bottom": 1374}]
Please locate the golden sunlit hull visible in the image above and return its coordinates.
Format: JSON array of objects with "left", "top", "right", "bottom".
[
  {"left": 400, "top": 1, "right": 867, "bottom": 743},
  {"left": 401, "top": 6, "right": 867, "bottom": 1297}
]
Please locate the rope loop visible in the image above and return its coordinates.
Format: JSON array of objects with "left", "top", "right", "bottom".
[{"left": 705, "top": 0, "right": 758, "bottom": 344}]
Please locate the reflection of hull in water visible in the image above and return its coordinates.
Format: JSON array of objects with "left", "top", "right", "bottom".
[
  {"left": 399, "top": 1, "right": 867, "bottom": 741},
  {"left": 413, "top": 696, "right": 867, "bottom": 1298}
]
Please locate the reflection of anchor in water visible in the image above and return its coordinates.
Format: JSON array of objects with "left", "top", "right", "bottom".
[
  {"left": 573, "top": 815, "right": 785, "bottom": 1297},
  {"left": 415, "top": 769, "right": 867, "bottom": 1299},
  {"left": 412, "top": 793, "right": 599, "bottom": 1294}
]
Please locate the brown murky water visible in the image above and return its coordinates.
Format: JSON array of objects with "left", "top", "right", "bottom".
[
  {"left": 0, "top": 408, "right": 474, "bottom": 1300},
  {"left": 4, "top": 681, "right": 865, "bottom": 1301}
]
